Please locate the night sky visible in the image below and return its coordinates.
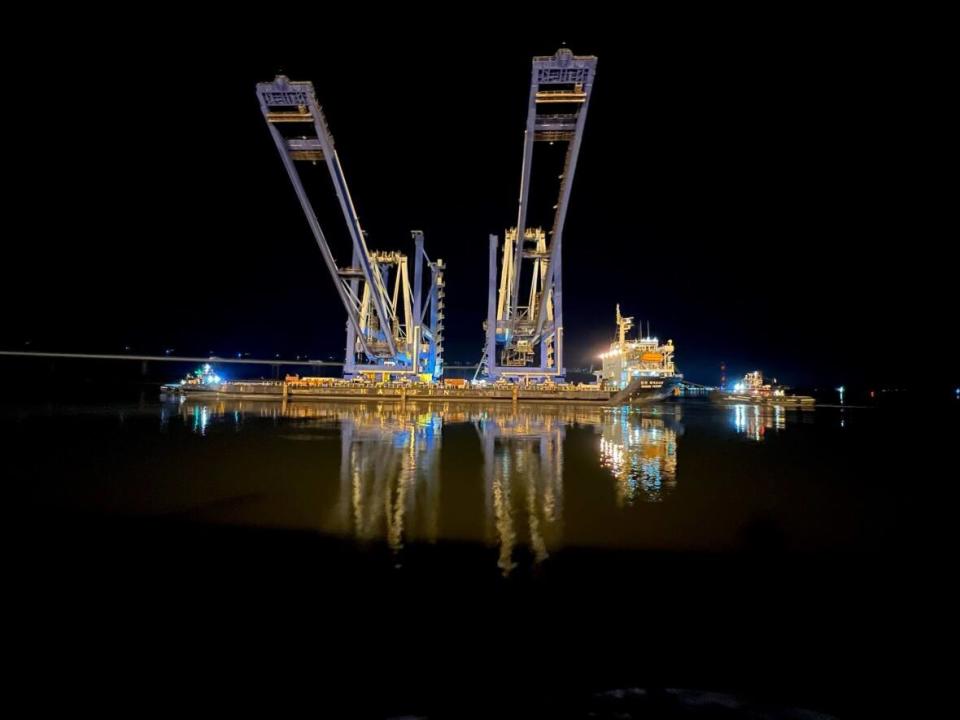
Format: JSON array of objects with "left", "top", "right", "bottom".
[{"left": 4, "top": 15, "right": 951, "bottom": 388}]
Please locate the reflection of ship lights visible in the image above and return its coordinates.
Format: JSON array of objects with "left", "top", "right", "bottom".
[
  {"left": 732, "top": 404, "right": 794, "bottom": 441},
  {"left": 191, "top": 404, "right": 210, "bottom": 435},
  {"left": 599, "top": 409, "right": 681, "bottom": 505}
]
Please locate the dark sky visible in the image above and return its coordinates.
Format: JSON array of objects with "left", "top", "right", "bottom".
[{"left": 3, "top": 14, "right": 951, "bottom": 388}]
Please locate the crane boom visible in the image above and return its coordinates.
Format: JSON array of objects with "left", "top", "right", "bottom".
[{"left": 257, "top": 76, "right": 444, "bottom": 378}]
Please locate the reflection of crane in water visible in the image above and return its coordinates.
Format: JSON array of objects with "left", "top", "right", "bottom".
[
  {"left": 599, "top": 408, "right": 683, "bottom": 504},
  {"left": 180, "top": 399, "right": 444, "bottom": 549},
  {"left": 177, "top": 399, "right": 640, "bottom": 574},
  {"left": 336, "top": 405, "right": 442, "bottom": 553},
  {"left": 477, "top": 410, "right": 588, "bottom": 575}
]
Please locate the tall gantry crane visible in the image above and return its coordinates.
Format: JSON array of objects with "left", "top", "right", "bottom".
[
  {"left": 481, "top": 49, "right": 597, "bottom": 381},
  {"left": 256, "top": 76, "right": 444, "bottom": 379}
]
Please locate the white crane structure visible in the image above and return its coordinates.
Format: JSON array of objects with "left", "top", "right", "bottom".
[
  {"left": 256, "top": 76, "right": 444, "bottom": 379},
  {"left": 480, "top": 49, "right": 597, "bottom": 381}
]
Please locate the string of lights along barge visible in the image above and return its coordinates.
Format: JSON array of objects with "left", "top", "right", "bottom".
[{"left": 164, "top": 302, "right": 688, "bottom": 406}]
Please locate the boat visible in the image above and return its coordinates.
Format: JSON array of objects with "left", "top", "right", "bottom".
[
  {"left": 710, "top": 370, "right": 815, "bottom": 407},
  {"left": 598, "top": 306, "right": 682, "bottom": 404},
  {"left": 160, "top": 363, "right": 223, "bottom": 395}
]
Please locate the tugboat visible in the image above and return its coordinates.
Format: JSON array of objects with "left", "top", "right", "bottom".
[
  {"left": 710, "top": 370, "right": 815, "bottom": 407},
  {"left": 599, "top": 306, "right": 682, "bottom": 403},
  {"left": 160, "top": 363, "right": 222, "bottom": 396}
]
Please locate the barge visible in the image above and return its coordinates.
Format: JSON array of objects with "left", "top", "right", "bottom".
[
  {"left": 161, "top": 308, "right": 689, "bottom": 406},
  {"left": 163, "top": 378, "right": 628, "bottom": 405}
]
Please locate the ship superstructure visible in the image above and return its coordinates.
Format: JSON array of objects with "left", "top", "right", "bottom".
[{"left": 599, "top": 306, "right": 680, "bottom": 402}]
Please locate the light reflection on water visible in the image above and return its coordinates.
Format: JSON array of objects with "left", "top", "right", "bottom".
[
  {"left": 339, "top": 406, "right": 442, "bottom": 555},
  {"left": 731, "top": 403, "right": 800, "bottom": 441},
  {"left": 478, "top": 410, "right": 567, "bottom": 575},
  {"left": 191, "top": 403, "right": 210, "bottom": 436},
  {"left": 167, "top": 400, "right": 688, "bottom": 574},
  {"left": 11, "top": 395, "right": 904, "bottom": 584},
  {"left": 599, "top": 407, "right": 681, "bottom": 505},
  {"left": 161, "top": 399, "right": 817, "bottom": 574}
]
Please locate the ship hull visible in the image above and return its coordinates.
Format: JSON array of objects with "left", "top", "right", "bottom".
[
  {"left": 613, "top": 375, "right": 682, "bottom": 405},
  {"left": 630, "top": 376, "right": 682, "bottom": 403}
]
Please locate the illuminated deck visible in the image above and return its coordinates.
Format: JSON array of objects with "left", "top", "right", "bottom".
[{"left": 170, "top": 380, "right": 619, "bottom": 405}]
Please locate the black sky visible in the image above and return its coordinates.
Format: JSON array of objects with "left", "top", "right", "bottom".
[{"left": 3, "top": 13, "right": 952, "bottom": 388}]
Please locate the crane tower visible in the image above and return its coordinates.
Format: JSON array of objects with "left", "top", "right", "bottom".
[
  {"left": 256, "top": 76, "right": 444, "bottom": 379},
  {"left": 481, "top": 49, "right": 597, "bottom": 381}
]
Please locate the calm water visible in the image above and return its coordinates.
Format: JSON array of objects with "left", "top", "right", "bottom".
[
  {"left": 13, "top": 397, "right": 899, "bottom": 572},
  {"left": 11, "top": 395, "right": 937, "bottom": 715}
]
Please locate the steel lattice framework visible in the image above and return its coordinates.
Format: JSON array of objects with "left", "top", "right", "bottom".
[
  {"left": 481, "top": 49, "right": 597, "bottom": 380},
  {"left": 256, "top": 76, "right": 444, "bottom": 378}
]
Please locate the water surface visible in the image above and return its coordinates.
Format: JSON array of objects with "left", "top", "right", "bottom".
[{"left": 13, "top": 398, "right": 898, "bottom": 574}]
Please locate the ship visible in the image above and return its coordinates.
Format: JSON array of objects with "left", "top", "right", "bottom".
[
  {"left": 710, "top": 370, "right": 815, "bottom": 407},
  {"left": 598, "top": 306, "right": 682, "bottom": 404}
]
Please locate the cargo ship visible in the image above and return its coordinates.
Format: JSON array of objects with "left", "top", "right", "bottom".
[
  {"left": 597, "top": 306, "right": 682, "bottom": 403},
  {"left": 710, "top": 370, "right": 815, "bottom": 407}
]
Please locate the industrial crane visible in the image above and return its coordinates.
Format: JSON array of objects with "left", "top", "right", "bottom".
[
  {"left": 480, "top": 49, "right": 597, "bottom": 381},
  {"left": 256, "top": 76, "right": 444, "bottom": 379}
]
